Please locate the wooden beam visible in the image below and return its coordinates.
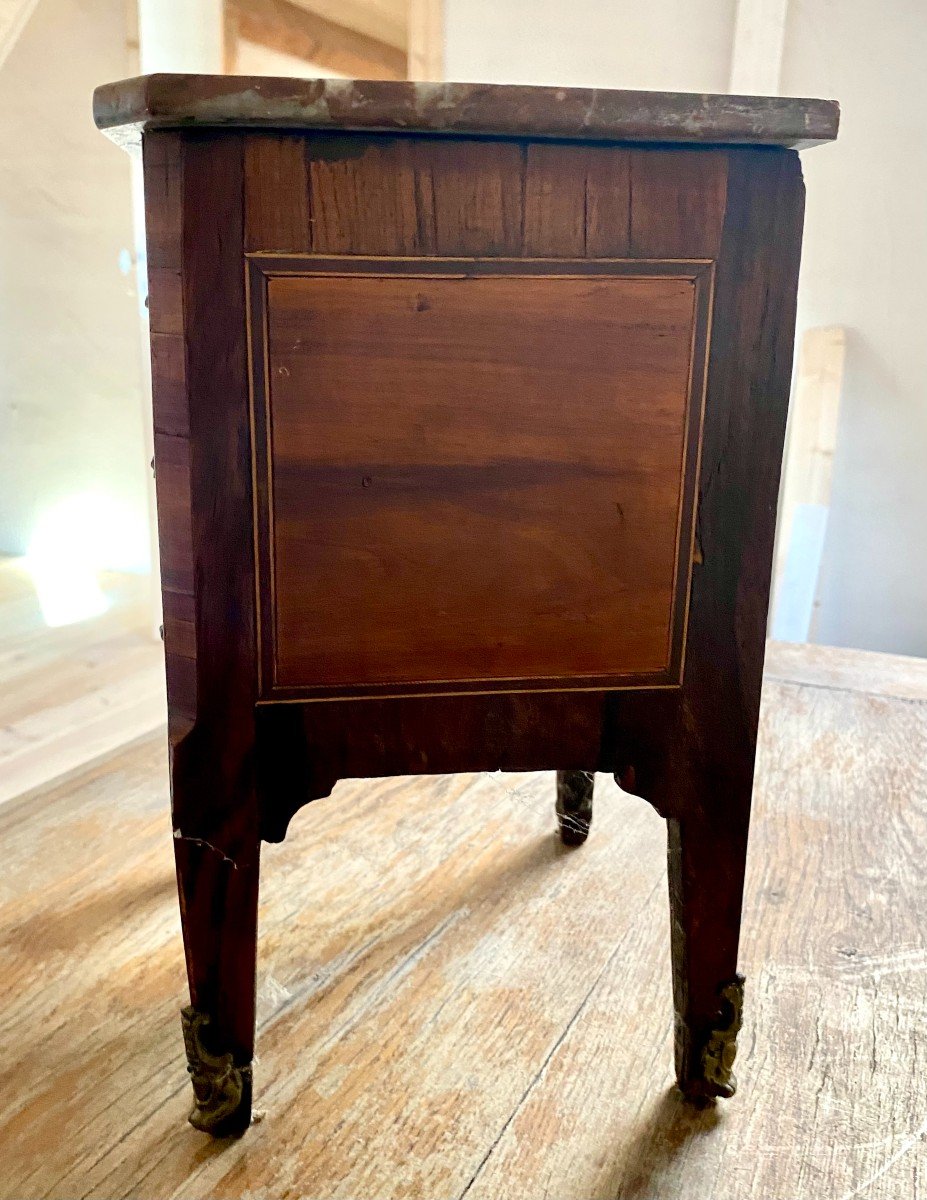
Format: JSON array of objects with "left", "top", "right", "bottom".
[
  {"left": 289, "top": 0, "right": 406, "bottom": 51},
  {"left": 771, "top": 325, "right": 845, "bottom": 642},
  {"left": 0, "top": 0, "right": 39, "bottom": 71},
  {"left": 408, "top": 0, "right": 443, "bottom": 81},
  {"left": 729, "top": 0, "right": 789, "bottom": 95},
  {"left": 228, "top": 0, "right": 406, "bottom": 80},
  {"left": 224, "top": 4, "right": 240, "bottom": 72}
]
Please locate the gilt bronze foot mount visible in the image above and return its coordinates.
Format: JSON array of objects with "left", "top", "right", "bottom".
[
  {"left": 181, "top": 1006, "right": 253, "bottom": 1136},
  {"left": 678, "top": 974, "right": 745, "bottom": 1101}
]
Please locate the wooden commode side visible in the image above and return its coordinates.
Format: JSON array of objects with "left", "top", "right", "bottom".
[{"left": 95, "top": 74, "right": 839, "bottom": 1137}]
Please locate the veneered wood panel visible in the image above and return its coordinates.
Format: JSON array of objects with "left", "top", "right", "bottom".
[
  {"left": 244, "top": 136, "right": 729, "bottom": 263},
  {"left": 243, "top": 149, "right": 805, "bottom": 829},
  {"left": 164, "top": 132, "right": 262, "bottom": 1088},
  {"left": 174, "top": 131, "right": 260, "bottom": 865},
  {"left": 161, "top": 589, "right": 197, "bottom": 720},
  {"left": 244, "top": 134, "right": 312, "bottom": 253},
  {"left": 143, "top": 132, "right": 184, "bottom": 271},
  {"left": 143, "top": 131, "right": 195, "bottom": 726},
  {"left": 523, "top": 143, "right": 632, "bottom": 258},
  {"left": 151, "top": 433, "right": 194, "bottom": 595},
  {"left": 307, "top": 136, "right": 423, "bottom": 255},
  {"left": 149, "top": 333, "right": 188, "bottom": 438},
  {"left": 161, "top": 587, "right": 196, "bottom": 660},
  {"left": 584, "top": 146, "right": 632, "bottom": 257},
  {"left": 145, "top": 129, "right": 263, "bottom": 854},
  {"left": 629, "top": 148, "right": 729, "bottom": 258},
  {"left": 253, "top": 259, "right": 710, "bottom": 698},
  {"left": 146, "top": 269, "right": 183, "bottom": 335},
  {"left": 422, "top": 138, "right": 523, "bottom": 256},
  {"left": 307, "top": 136, "right": 522, "bottom": 258},
  {"left": 523, "top": 142, "right": 588, "bottom": 257}
]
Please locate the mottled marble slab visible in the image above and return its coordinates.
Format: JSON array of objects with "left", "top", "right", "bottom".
[{"left": 94, "top": 73, "right": 839, "bottom": 152}]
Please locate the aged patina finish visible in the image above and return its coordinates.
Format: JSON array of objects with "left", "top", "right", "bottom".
[
  {"left": 181, "top": 1006, "right": 253, "bottom": 1136},
  {"left": 96, "top": 72, "right": 837, "bottom": 1135},
  {"left": 93, "top": 74, "right": 839, "bottom": 153},
  {"left": 698, "top": 975, "right": 746, "bottom": 1099}
]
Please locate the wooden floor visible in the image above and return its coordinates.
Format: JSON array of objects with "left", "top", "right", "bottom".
[
  {"left": 0, "top": 556, "right": 164, "bottom": 806},
  {"left": 1, "top": 618, "right": 926, "bottom": 1196}
]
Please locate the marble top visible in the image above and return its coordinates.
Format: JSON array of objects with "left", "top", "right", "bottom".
[{"left": 94, "top": 74, "right": 839, "bottom": 153}]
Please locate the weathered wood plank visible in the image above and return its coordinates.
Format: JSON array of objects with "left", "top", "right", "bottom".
[
  {"left": 0, "top": 559, "right": 165, "bottom": 808},
  {"left": 467, "top": 675, "right": 927, "bottom": 1199},
  {"left": 765, "top": 638, "right": 927, "bottom": 700},
  {"left": 0, "top": 645, "right": 925, "bottom": 1199}
]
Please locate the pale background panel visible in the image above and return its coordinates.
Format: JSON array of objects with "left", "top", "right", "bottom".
[
  {"left": 1, "top": 0, "right": 926, "bottom": 659},
  {"left": 444, "top": 0, "right": 737, "bottom": 92},
  {"left": 780, "top": 0, "right": 927, "bottom": 655},
  {"left": 0, "top": 0, "right": 148, "bottom": 570}
]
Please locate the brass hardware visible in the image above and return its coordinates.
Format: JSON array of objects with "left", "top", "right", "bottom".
[
  {"left": 699, "top": 974, "right": 745, "bottom": 1098},
  {"left": 181, "top": 1006, "right": 251, "bottom": 1135}
]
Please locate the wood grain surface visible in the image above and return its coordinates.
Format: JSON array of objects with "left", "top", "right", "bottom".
[
  {"left": 138, "top": 128, "right": 806, "bottom": 1129},
  {"left": 765, "top": 639, "right": 927, "bottom": 700},
  {"left": 257, "top": 263, "right": 707, "bottom": 696},
  {"left": 0, "top": 558, "right": 164, "bottom": 806},
  {"left": 1, "top": 642, "right": 924, "bottom": 1199},
  {"left": 234, "top": 135, "right": 750, "bottom": 818}
]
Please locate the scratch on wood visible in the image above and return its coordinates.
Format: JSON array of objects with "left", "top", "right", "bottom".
[{"left": 172, "top": 829, "right": 241, "bottom": 869}]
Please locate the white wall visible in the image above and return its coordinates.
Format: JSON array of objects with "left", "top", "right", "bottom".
[
  {"left": 139, "top": 0, "right": 223, "bottom": 72},
  {"left": 2, "top": 0, "right": 923, "bottom": 654},
  {"left": 446, "top": 0, "right": 927, "bottom": 658},
  {"left": 445, "top": 0, "right": 737, "bottom": 91},
  {"left": 781, "top": 0, "right": 927, "bottom": 656},
  {"left": 0, "top": 0, "right": 149, "bottom": 569}
]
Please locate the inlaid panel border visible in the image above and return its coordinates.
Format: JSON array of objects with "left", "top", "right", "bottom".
[{"left": 245, "top": 255, "right": 715, "bottom": 702}]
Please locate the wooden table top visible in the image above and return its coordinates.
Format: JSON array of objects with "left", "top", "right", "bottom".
[
  {"left": 94, "top": 74, "right": 839, "bottom": 153},
  {"left": 0, "top": 639, "right": 923, "bottom": 1197}
]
